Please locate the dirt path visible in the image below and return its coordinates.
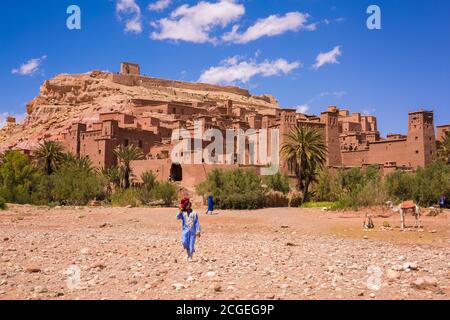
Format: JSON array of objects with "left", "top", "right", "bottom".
[{"left": 0, "top": 205, "right": 448, "bottom": 300}]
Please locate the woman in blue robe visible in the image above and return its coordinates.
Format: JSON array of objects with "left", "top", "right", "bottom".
[
  {"left": 205, "top": 195, "right": 214, "bottom": 215},
  {"left": 177, "top": 198, "right": 201, "bottom": 262}
]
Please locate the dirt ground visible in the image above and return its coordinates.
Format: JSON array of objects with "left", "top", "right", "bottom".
[{"left": 0, "top": 204, "right": 448, "bottom": 300}]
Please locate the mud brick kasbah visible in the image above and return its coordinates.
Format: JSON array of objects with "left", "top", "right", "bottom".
[{"left": 1, "top": 62, "right": 448, "bottom": 190}]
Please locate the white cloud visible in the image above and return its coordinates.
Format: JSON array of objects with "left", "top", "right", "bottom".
[
  {"left": 313, "top": 45, "right": 342, "bottom": 70},
  {"left": 116, "top": 0, "right": 143, "bottom": 34},
  {"left": 198, "top": 55, "right": 301, "bottom": 85},
  {"left": 12, "top": 56, "right": 47, "bottom": 76},
  {"left": 223, "top": 12, "right": 316, "bottom": 44},
  {"left": 150, "top": 0, "right": 245, "bottom": 43},
  {"left": 148, "top": 0, "right": 172, "bottom": 12},
  {"left": 295, "top": 104, "right": 310, "bottom": 114},
  {"left": 0, "top": 112, "right": 27, "bottom": 128},
  {"left": 320, "top": 91, "right": 347, "bottom": 98}
]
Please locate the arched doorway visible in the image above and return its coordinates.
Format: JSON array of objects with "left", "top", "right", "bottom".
[{"left": 170, "top": 163, "right": 183, "bottom": 182}]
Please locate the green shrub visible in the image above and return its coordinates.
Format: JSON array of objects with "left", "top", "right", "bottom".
[
  {"left": 50, "top": 163, "right": 105, "bottom": 205},
  {"left": 197, "top": 169, "right": 266, "bottom": 209},
  {"left": 137, "top": 171, "right": 159, "bottom": 205},
  {"left": 0, "top": 196, "right": 6, "bottom": 210},
  {"left": 413, "top": 160, "right": 450, "bottom": 206},
  {"left": 385, "top": 171, "right": 415, "bottom": 201},
  {"left": 110, "top": 188, "right": 141, "bottom": 207},
  {"left": 151, "top": 182, "right": 177, "bottom": 206},
  {"left": 313, "top": 169, "right": 341, "bottom": 202},
  {"left": 385, "top": 161, "right": 450, "bottom": 206},
  {"left": 265, "top": 172, "right": 290, "bottom": 194},
  {"left": 312, "top": 166, "right": 387, "bottom": 210},
  {"left": 0, "top": 151, "right": 42, "bottom": 204},
  {"left": 141, "top": 171, "right": 158, "bottom": 192}
]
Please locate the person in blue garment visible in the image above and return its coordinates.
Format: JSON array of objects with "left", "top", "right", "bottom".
[
  {"left": 439, "top": 194, "right": 446, "bottom": 209},
  {"left": 205, "top": 195, "right": 214, "bottom": 215},
  {"left": 177, "top": 197, "right": 201, "bottom": 262}
]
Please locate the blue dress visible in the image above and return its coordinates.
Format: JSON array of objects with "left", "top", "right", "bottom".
[
  {"left": 207, "top": 196, "right": 214, "bottom": 212},
  {"left": 176, "top": 210, "right": 201, "bottom": 257}
]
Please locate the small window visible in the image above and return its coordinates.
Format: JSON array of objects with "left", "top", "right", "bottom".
[
  {"left": 416, "top": 150, "right": 419, "bottom": 154},
  {"left": 138, "top": 140, "right": 143, "bottom": 148},
  {"left": 124, "top": 139, "right": 129, "bottom": 147}
]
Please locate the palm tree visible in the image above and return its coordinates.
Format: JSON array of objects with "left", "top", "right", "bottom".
[
  {"left": 113, "top": 144, "right": 144, "bottom": 189},
  {"left": 437, "top": 132, "right": 450, "bottom": 164},
  {"left": 281, "top": 125, "right": 328, "bottom": 203},
  {"left": 72, "top": 156, "right": 95, "bottom": 173},
  {"left": 34, "top": 140, "right": 64, "bottom": 175},
  {"left": 101, "top": 166, "right": 121, "bottom": 194},
  {"left": 61, "top": 152, "right": 95, "bottom": 173},
  {"left": 141, "top": 171, "right": 158, "bottom": 192},
  {"left": 60, "top": 152, "right": 77, "bottom": 165}
]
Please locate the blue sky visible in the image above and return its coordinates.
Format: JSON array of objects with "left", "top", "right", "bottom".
[{"left": 1, "top": 0, "right": 449, "bottom": 135}]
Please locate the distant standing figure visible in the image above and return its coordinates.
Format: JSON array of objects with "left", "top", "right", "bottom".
[
  {"left": 177, "top": 197, "right": 201, "bottom": 262},
  {"left": 205, "top": 195, "right": 214, "bottom": 215},
  {"left": 439, "top": 194, "right": 446, "bottom": 209}
]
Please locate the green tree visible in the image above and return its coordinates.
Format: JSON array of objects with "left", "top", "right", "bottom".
[
  {"left": 101, "top": 166, "right": 121, "bottom": 195},
  {"left": 413, "top": 160, "right": 450, "bottom": 206},
  {"left": 151, "top": 182, "right": 177, "bottom": 206},
  {"left": 280, "top": 126, "right": 328, "bottom": 203},
  {"left": 385, "top": 170, "right": 416, "bottom": 201},
  {"left": 113, "top": 145, "right": 144, "bottom": 189},
  {"left": 141, "top": 171, "right": 158, "bottom": 192},
  {"left": 437, "top": 132, "right": 450, "bottom": 163},
  {"left": 51, "top": 163, "right": 105, "bottom": 205},
  {"left": 265, "top": 172, "right": 290, "bottom": 194},
  {"left": 197, "top": 169, "right": 266, "bottom": 209},
  {"left": 0, "top": 151, "right": 41, "bottom": 204},
  {"left": 34, "top": 140, "right": 64, "bottom": 175}
]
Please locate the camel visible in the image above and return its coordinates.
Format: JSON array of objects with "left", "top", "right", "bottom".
[{"left": 386, "top": 200, "right": 422, "bottom": 230}]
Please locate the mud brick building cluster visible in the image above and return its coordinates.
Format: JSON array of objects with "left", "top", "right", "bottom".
[{"left": 57, "top": 63, "right": 447, "bottom": 186}]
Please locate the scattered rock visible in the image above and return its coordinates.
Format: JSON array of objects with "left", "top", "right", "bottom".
[
  {"left": 403, "top": 262, "right": 418, "bottom": 271},
  {"left": 25, "top": 267, "right": 41, "bottom": 273},
  {"left": 411, "top": 277, "right": 438, "bottom": 290},
  {"left": 34, "top": 286, "right": 48, "bottom": 294},
  {"left": 386, "top": 269, "right": 400, "bottom": 282},
  {"left": 286, "top": 242, "right": 296, "bottom": 247},
  {"left": 172, "top": 283, "right": 184, "bottom": 290},
  {"left": 90, "top": 262, "right": 106, "bottom": 270}
]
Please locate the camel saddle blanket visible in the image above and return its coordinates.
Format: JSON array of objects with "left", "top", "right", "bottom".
[{"left": 400, "top": 200, "right": 416, "bottom": 209}]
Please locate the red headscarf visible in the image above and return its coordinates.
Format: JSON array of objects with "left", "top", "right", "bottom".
[{"left": 180, "top": 197, "right": 191, "bottom": 210}]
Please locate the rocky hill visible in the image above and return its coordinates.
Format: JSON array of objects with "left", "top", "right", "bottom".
[{"left": 0, "top": 70, "right": 280, "bottom": 152}]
